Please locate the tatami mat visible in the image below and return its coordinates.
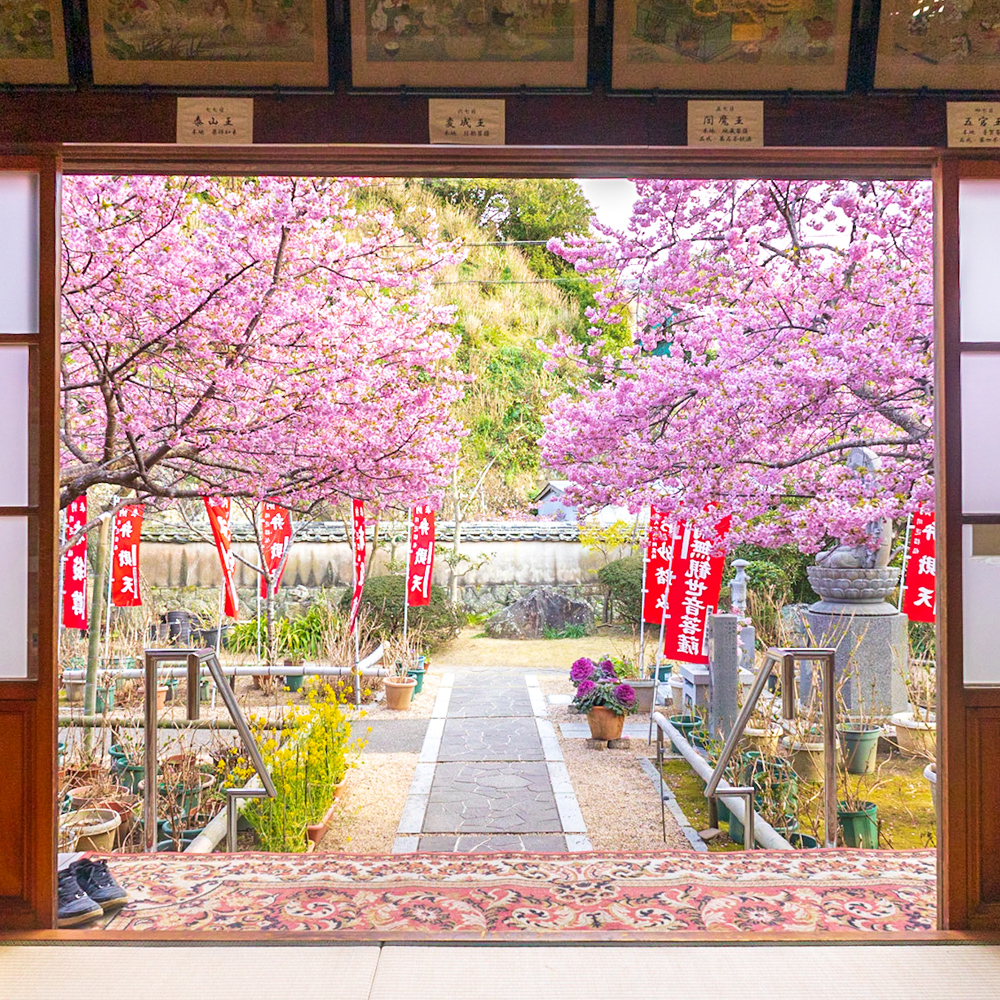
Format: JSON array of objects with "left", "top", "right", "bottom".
[
  {"left": 371, "top": 944, "right": 1000, "bottom": 999},
  {"left": 4, "top": 942, "right": 1000, "bottom": 1000},
  {"left": 0, "top": 945, "right": 380, "bottom": 1000}
]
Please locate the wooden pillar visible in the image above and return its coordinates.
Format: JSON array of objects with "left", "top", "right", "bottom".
[{"left": 0, "top": 154, "right": 60, "bottom": 930}]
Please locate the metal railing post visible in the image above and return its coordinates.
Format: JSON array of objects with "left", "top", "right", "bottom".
[
  {"left": 781, "top": 652, "right": 797, "bottom": 721},
  {"left": 822, "top": 651, "right": 838, "bottom": 848},
  {"left": 143, "top": 651, "right": 157, "bottom": 852},
  {"left": 186, "top": 651, "right": 200, "bottom": 721}
]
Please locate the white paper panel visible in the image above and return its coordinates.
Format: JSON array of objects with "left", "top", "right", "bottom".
[
  {"left": 0, "top": 517, "right": 28, "bottom": 679},
  {"left": 0, "top": 173, "right": 39, "bottom": 335},
  {"left": 961, "top": 353, "right": 1000, "bottom": 513},
  {"left": 963, "top": 525, "right": 1000, "bottom": 684},
  {"left": 960, "top": 179, "right": 1000, "bottom": 343},
  {"left": 0, "top": 347, "right": 29, "bottom": 506}
]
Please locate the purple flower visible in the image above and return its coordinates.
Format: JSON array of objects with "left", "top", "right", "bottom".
[
  {"left": 599, "top": 659, "right": 615, "bottom": 677},
  {"left": 576, "top": 679, "right": 596, "bottom": 698},
  {"left": 570, "top": 658, "right": 595, "bottom": 684},
  {"left": 614, "top": 683, "right": 636, "bottom": 706}
]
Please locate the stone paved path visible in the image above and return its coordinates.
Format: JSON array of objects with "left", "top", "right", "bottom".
[{"left": 393, "top": 668, "right": 591, "bottom": 853}]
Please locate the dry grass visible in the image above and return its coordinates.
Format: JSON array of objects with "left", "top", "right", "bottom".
[
  {"left": 434, "top": 626, "right": 637, "bottom": 670},
  {"left": 316, "top": 752, "right": 416, "bottom": 853}
]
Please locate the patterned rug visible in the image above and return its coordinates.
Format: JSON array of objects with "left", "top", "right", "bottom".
[{"left": 95, "top": 849, "right": 937, "bottom": 935}]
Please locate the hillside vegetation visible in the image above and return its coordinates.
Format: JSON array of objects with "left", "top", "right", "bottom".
[{"left": 354, "top": 178, "right": 595, "bottom": 516}]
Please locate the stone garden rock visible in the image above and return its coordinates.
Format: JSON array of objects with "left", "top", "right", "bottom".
[{"left": 484, "top": 586, "right": 595, "bottom": 640}]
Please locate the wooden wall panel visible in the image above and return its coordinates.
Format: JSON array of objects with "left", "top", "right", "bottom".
[{"left": 0, "top": 709, "right": 26, "bottom": 900}]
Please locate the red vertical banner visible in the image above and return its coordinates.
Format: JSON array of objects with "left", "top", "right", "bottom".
[
  {"left": 204, "top": 497, "right": 239, "bottom": 619},
  {"left": 901, "top": 512, "right": 936, "bottom": 624},
  {"left": 110, "top": 504, "right": 144, "bottom": 607},
  {"left": 62, "top": 495, "right": 88, "bottom": 629},
  {"left": 349, "top": 499, "right": 366, "bottom": 634},
  {"left": 662, "top": 516, "right": 731, "bottom": 665},
  {"left": 642, "top": 507, "right": 676, "bottom": 624},
  {"left": 260, "top": 502, "right": 292, "bottom": 599},
  {"left": 407, "top": 505, "right": 436, "bottom": 606}
]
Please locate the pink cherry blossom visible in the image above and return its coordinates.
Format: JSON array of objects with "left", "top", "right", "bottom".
[
  {"left": 60, "top": 175, "right": 467, "bottom": 512},
  {"left": 542, "top": 179, "right": 933, "bottom": 551}
]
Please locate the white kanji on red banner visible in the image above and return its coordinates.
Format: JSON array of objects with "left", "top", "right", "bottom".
[
  {"left": 901, "top": 511, "right": 935, "bottom": 624},
  {"left": 204, "top": 497, "right": 239, "bottom": 619},
  {"left": 62, "top": 495, "right": 88, "bottom": 629},
  {"left": 348, "top": 499, "right": 366, "bottom": 634},
  {"left": 111, "top": 504, "right": 144, "bottom": 607},
  {"left": 407, "top": 504, "right": 436, "bottom": 607},
  {"left": 662, "top": 515, "right": 730, "bottom": 665},
  {"left": 260, "top": 501, "right": 292, "bottom": 600},
  {"left": 642, "top": 506, "right": 675, "bottom": 624}
]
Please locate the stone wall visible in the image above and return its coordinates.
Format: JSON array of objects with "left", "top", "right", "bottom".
[{"left": 139, "top": 521, "right": 629, "bottom": 616}]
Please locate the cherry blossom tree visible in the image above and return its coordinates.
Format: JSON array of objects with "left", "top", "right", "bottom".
[
  {"left": 542, "top": 179, "right": 933, "bottom": 551},
  {"left": 60, "top": 175, "right": 466, "bottom": 515}
]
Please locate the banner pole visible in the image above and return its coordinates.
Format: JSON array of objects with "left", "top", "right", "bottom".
[
  {"left": 403, "top": 508, "right": 412, "bottom": 654},
  {"left": 353, "top": 502, "right": 362, "bottom": 708},
  {"left": 103, "top": 509, "right": 115, "bottom": 668},
  {"left": 657, "top": 524, "right": 679, "bottom": 672},
  {"left": 57, "top": 509, "right": 66, "bottom": 655},
  {"left": 897, "top": 513, "right": 913, "bottom": 613},
  {"left": 639, "top": 509, "right": 648, "bottom": 678}
]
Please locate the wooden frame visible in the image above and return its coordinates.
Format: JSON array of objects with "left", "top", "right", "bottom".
[
  {"left": 0, "top": 153, "right": 60, "bottom": 931},
  {"left": 349, "top": 0, "right": 588, "bottom": 89},
  {"left": 611, "top": 0, "right": 854, "bottom": 91},
  {"left": 936, "top": 157, "right": 1000, "bottom": 930},
  {"left": 0, "top": 1, "right": 69, "bottom": 85},
  {"left": 876, "top": 3, "right": 1000, "bottom": 91},
  {"left": 0, "top": 138, "right": 999, "bottom": 934},
  {"left": 87, "top": 0, "right": 329, "bottom": 88}
]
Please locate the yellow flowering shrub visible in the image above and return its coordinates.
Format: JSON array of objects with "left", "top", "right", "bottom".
[{"left": 227, "top": 690, "right": 361, "bottom": 852}]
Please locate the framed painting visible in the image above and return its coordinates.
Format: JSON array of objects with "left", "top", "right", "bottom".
[
  {"left": 611, "top": 0, "right": 853, "bottom": 91},
  {"left": 875, "top": 1, "right": 1000, "bottom": 89},
  {"left": 0, "top": 1, "right": 69, "bottom": 85},
  {"left": 350, "top": 0, "right": 588, "bottom": 88},
  {"left": 87, "top": 0, "right": 328, "bottom": 87}
]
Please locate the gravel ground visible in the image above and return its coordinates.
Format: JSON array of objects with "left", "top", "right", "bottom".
[
  {"left": 316, "top": 751, "right": 416, "bottom": 853},
  {"left": 536, "top": 674, "right": 691, "bottom": 851}
]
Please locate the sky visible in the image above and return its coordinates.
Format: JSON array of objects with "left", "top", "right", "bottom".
[{"left": 577, "top": 179, "right": 638, "bottom": 232}]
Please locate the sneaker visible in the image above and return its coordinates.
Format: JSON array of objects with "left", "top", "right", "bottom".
[
  {"left": 72, "top": 858, "right": 129, "bottom": 912},
  {"left": 57, "top": 868, "right": 103, "bottom": 927}
]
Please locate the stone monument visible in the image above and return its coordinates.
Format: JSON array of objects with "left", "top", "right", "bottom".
[{"left": 801, "top": 448, "right": 908, "bottom": 716}]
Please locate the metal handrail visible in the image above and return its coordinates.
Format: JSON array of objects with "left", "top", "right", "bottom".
[
  {"left": 142, "top": 647, "right": 276, "bottom": 853},
  {"left": 704, "top": 646, "right": 838, "bottom": 849}
]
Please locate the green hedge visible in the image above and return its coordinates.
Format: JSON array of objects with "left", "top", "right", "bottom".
[
  {"left": 340, "top": 575, "right": 461, "bottom": 648},
  {"left": 598, "top": 554, "right": 643, "bottom": 624}
]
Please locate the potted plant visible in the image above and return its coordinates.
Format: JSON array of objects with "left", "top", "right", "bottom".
[
  {"left": 838, "top": 721, "right": 881, "bottom": 774},
  {"left": 607, "top": 654, "right": 655, "bottom": 713},
  {"left": 837, "top": 795, "right": 879, "bottom": 848},
  {"left": 892, "top": 657, "right": 936, "bottom": 757},
  {"left": 568, "top": 657, "right": 637, "bottom": 741},
  {"left": 384, "top": 653, "right": 418, "bottom": 711}
]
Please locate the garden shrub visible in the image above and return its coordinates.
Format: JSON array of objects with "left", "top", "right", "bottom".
[
  {"left": 598, "top": 554, "right": 643, "bottom": 624},
  {"left": 339, "top": 575, "right": 461, "bottom": 648}
]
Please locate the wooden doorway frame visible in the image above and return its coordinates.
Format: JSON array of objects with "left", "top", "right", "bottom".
[{"left": 1, "top": 141, "right": 997, "bottom": 933}]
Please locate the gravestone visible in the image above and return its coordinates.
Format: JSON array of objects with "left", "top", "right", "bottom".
[
  {"left": 484, "top": 586, "right": 595, "bottom": 640},
  {"left": 708, "top": 613, "right": 739, "bottom": 739}
]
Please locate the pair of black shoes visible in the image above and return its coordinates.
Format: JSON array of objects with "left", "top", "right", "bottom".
[{"left": 57, "top": 859, "right": 129, "bottom": 927}]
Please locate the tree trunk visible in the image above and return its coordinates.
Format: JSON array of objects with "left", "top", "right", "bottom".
[
  {"left": 449, "top": 467, "right": 461, "bottom": 605},
  {"left": 84, "top": 513, "right": 111, "bottom": 750}
]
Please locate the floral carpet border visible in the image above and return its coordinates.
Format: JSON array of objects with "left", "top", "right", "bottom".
[{"left": 99, "top": 849, "right": 937, "bottom": 935}]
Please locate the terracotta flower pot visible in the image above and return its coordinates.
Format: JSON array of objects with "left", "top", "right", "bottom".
[
  {"left": 384, "top": 676, "right": 417, "bottom": 711},
  {"left": 586, "top": 706, "right": 625, "bottom": 740}
]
